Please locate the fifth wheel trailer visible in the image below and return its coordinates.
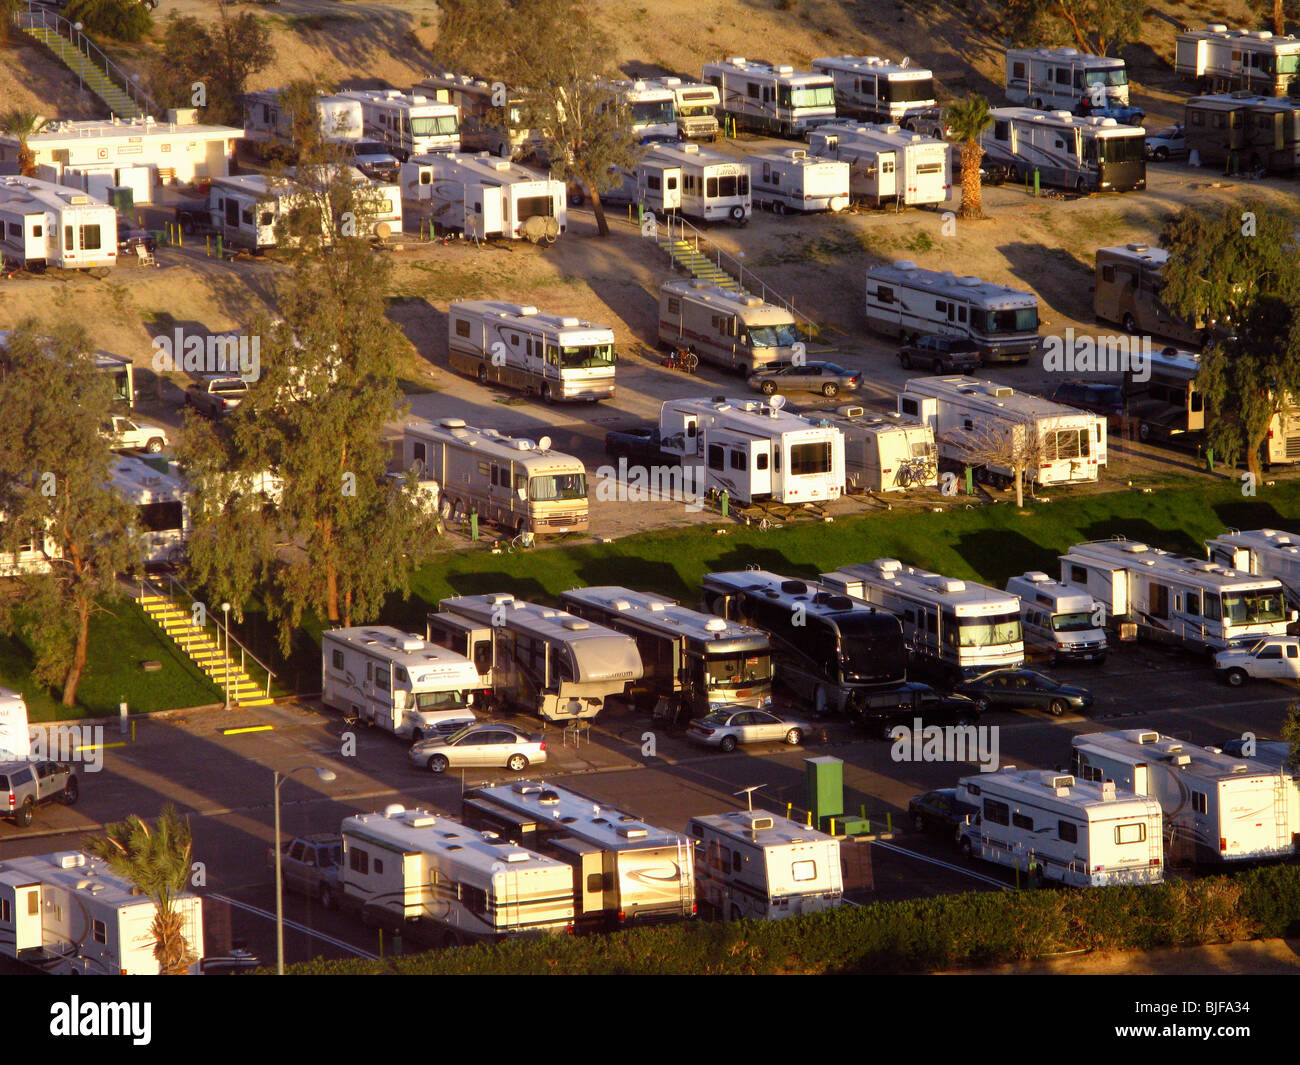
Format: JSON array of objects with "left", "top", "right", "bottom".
[{"left": 399, "top": 152, "right": 565, "bottom": 242}]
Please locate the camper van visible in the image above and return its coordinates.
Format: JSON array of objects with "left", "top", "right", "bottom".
[
  {"left": 399, "top": 152, "right": 565, "bottom": 242},
  {"left": 703, "top": 58, "right": 836, "bottom": 136},
  {"left": 1073, "top": 730, "right": 1299, "bottom": 863},
  {"left": 402, "top": 416, "right": 588, "bottom": 535},
  {"left": 811, "top": 55, "right": 943, "bottom": 131},
  {"left": 1005, "top": 572, "right": 1108, "bottom": 663},
  {"left": 1206, "top": 529, "right": 1300, "bottom": 606},
  {"left": 462, "top": 781, "right": 696, "bottom": 929},
  {"left": 0, "top": 176, "right": 117, "bottom": 272},
  {"left": 957, "top": 767, "right": 1165, "bottom": 887},
  {"left": 447, "top": 300, "right": 614, "bottom": 402},
  {"left": 658, "top": 395, "right": 845, "bottom": 506},
  {"left": 320, "top": 627, "right": 482, "bottom": 740},
  {"left": 0, "top": 687, "right": 29, "bottom": 761},
  {"left": 744, "top": 148, "right": 850, "bottom": 213},
  {"left": 600, "top": 79, "right": 678, "bottom": 144},
  {"left": 433, "top": 594, "right": 644, "bottom": 720},
  {"left": 1175, "top": 24, "right": 1300, "bottom": 97},
  {"left": 1093, "top": 244, "right": 1208, "bottom": 347},
  {"left": 1059, "top": 538, "right": 1295, "bottom": 652},
  {"left": 980, "top": 108, "right": 1147, "bottom": 192},
  {"left": 336, "top": 89, "right": 459, "bottom": 158},
  {"left": 416, "top": 72, "right": 538, "bottom": 158},
  {"left": 559, "top": 586, "right": 774, "bottom": 715},
  {"left": 1004, "top": 47, "right": 1132, "bottom": 111},
  {"left": 865, "top": 262, "right": 1040, "bottom": 363},
  {"left": 109, "top": 455, "right": 189, "bottom": 566},
  {"left": 632, "top": 141, "right": 751, "bottom": 224},
  {"left": 207, "top": 171, "right": 402, "bottom": 250},
  {"left": 802, "top": 406, "right": 937, "bottom": 493},
  {"left": 688, "top": 809, "right": 843, "bottom": 921},
  {"left": 658, "top": 280, "right": 799, "bottom": 375},
  {"left": 642, "top": 77, "right": 722, "bottom": 140},
  {"left": 806, "top": 122, "right": 951, "bottom": 208}
]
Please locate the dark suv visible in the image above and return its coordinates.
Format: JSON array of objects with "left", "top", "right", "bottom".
[
  {"left": 1050, "top": 382, "right": 1125, "bottom": 428},
  {"left": 1, "top": 760, "right": 78, "bottom": 828},
  {"left": 898, "top": 335, "right": 982, "bottom": 374},
  {"left": 846, "top": 681, "right": 981, "bottom": 738}
]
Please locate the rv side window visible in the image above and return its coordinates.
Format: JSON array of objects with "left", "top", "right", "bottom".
[
  {"left": 732, "top": 850, "right": 743, "bottom": 872},
  {"left": 648, "top": 175, "right": 661, "bottom": 191},
  {"left": 935, "top": 300, "right": 947, "bottom": 315},
  {"left": 1058, "top": 821, "right": 1078, "bottom": 842},
  {"left": 374, "top": 668, "right": 390, "bottom": 692},
  {"left": 64, "top": 224, "right": 73, "bottom": 250},
  {"left": 420, "top": 170, "right": 431, "bottom": 184},
  {"left": 983, "top": 799, "right": 1010, "bottom": 826},
  {"left": 80, "top": 225, "right": 102, "bottom": 251},
  {"left": 1101, "top": 265, "right": 1115, "bottom": 283},
  {"left": 332, "top": 649, "right": 344, "bottom": 669},
  {"left": 708, "top": 444, "right": 725, "bottom": 470},
  {"left": 1204, "top": 594, "right": 1221, "bottom": 621},
  {"left": 1070, "top": 565, "right": 1087, "bottom": 585},
  {"left": 1192, "top": 791, "right": 1208, "bottom": 814},
  {"left": 454, "top": 319, "right": 470, "bottom": 338},
  {"left": 729, "top": 449, "right": 745, "bottom": 471},
  {"left": 667, "top": 297, "right": 681, "bottom": 315},
  {"left": 791, "top": 860, "right": 817, "bottom": 882},
  {"left": 1012, "top": 812, "right": 1032, "bottom": 830},
  {"left": 412, "top": 441, "right": 427, "bottom": 469},
  {"left": 92, "top": 919, "right": 107, "bottom": 944},
  {"left": 0, "top": 898, "right": 9, "bottom": 922},
  {"left": 747, "top": 82, "right": 759, "bottom": 99},
  {"left": 349, "top": 847, "right": 370, "bottom": 874},
  {"left": 875, "top": 286, "right": 894, "bottom": 304},
  {"left": 963, "top": 418, "right": 973, "bottom": 431},
  {"left": 1115, "top": 823, "right": 1146, "bottom": 845},
  {"left": 994, "top": 120, "right": 1009, "bottom": 141},
  {"left": 900, "top": 398, "right": 919, "bottom": 417},
  {"left": 1012, "top": 62, "right": 1025, "bottom": 79},
  {"left": 474, "top": 641, "right": 492, "bottom": 674},
  {"left": 756, "top": 453, "right": 769, "bottom": 471},
  {"left": 1185, "top": 592, "right": 1200, "bottom": 617}
]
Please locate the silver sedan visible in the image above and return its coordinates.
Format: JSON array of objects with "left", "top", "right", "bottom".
[
  {"left": 746, "top": 362, "right": 861, "bottom": 398},
  {"left": 408, "top": 724, "right": 547, "bottom": 773},
  {"left": 686, "top": 708, "right": 809, "bottom": 752}
]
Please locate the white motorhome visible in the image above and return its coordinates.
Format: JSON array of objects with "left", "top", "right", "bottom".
[
  {"left": 1072, "top": 730, "right": 1299, "bottom": 863},
  {"left": 400, "top": 152, "right": 565, "bottom": 242},
  {"left": 802, "top": 406, "right": 937, "bottom": 493},
  {"left": 1207, "top": 529, "right": 1300, "bottom": 606},
  {"left": 0, "top": 512, "right": 58, "bottom": 579},
  {"left": 1176, "top": 24, "right": 1300, "bottom": 97},
  {"left": 644, "top": 77, "right": 722, "bottom": 140},
  {"left": 0, "top": 176, "right": 117, "bottom": 272},
  {"left": 744, "top": 148, "right": 850, "bottom": 214},
  {"left": 447, "top": 300, "right": 614, "bottom": 402},
  {"left": 658, "top": 395, "right": 845, "bottom": 506},
  {"left": 822, "top": 560, "right": 1024, "bottom": 681},
  {"left": 402, "top": 416, "right": 589, "bottom": 535},
  {"left": 0, "top": 687, "right": 29, "bottom": 761},
  {"left": 462, "top": 781, "right": 697, "bottom": 928},
  {"left": 898, "top": 376, "right": 1107, "bottom": 488},
  {"left": 433, "top": 594, "right": 644, "bottom": 720},
  {"left": 600, "top": 78, "right": 678, "bottom": 144},
  {"left": 637, "top": 141, "right": 751, "bottom": 224},
  {"left": 865, "top": 262, "right": 1040, "bottom": 364},
  {"left": 207, "top": 171, "right": 402, "bottom": 250},
  {"left": 109, "top": 455, "right": 189, "bottom": 566},
  {"left": 703, "top": 58, "right": 837, "bottom": 136},
  {"left": 806, "top": 122, "right": 951, "bottom": 208},
  {"left": 415, "top": 72, "right": 538, "bottom": 159},
  {"left": 958, "top": 767, "right": 1164, "bottom": 887},
  {"left": 688, "top": 809, "right": 843, "bottom": 921},
  {"left": 0, "top": 851, "right": 205, "bottom": 974},
  {"left": 658, "top": 280, "right": 800, "bottom": 375},
  {"left": 336, "top": 89, "right": 459, "bottom": 158},
  {"left": 1060, "top": 538, "right": 1295, "bottom": 652},
  {"left": 981, "top": 108, "right": 1147, "bottom": 192},
  {"left": 1005, "top": 47, "right": 1132, "bottom": 110},
  {"left": 1005, "top": 571, "right": 1108, "bottom": 663},
  {"left": 241, "top": 90, "right": 364, "bottom": 155},
  {"left": 811, "top": 55, "right": 943, "bottom": 131},
  {"left": 339, "top": 806, "right": 574, "bottom": 943}
]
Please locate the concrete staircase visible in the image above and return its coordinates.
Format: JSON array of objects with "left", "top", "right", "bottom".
[{"left": 19, "top": 18, "right": 145, "bottom": 120}]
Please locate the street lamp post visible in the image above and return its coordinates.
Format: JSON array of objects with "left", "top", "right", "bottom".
[
  {"left": 73, "top": 23, "right": 83, "bottom": 96},
  {"left": 274, "top": 765, "right": 337, "bottom": 975},
  {"left": 220, "top": 601, "right": 231, "bottom": 710}
]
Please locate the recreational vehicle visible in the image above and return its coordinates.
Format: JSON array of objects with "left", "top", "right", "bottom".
[
  {"left": 806, "top": 122, "right": 950, "bottom": 208},
  {"left": 1175, "top": 24, "right": 1300, "bottom": 97},
  {"left": 699, "top": 569, "right": 907, "bottom": 714},
  {"left": 1206, "top": 529, "right": 1300, "bottom": 606},
  {"left": 1184, "top": 92, "right": 1300, "bottom": 172},
  {"left": 744, "top": 148, "right": 850, "bottom": 213},
  {"left": 803, "top": 406, "right": 937, "bottom": 493},
  {"left": 1093, "top": 244, "right": 1207, "bottom": 347},
  {"left": 336, "top": 89, "right": 459, "bottom": 158},
  {"left": 980, "top": 108, "right": 1147, "bottom": 192},
  {"left": 898, "top": 376, "right": 1107, "bottom": 487},
  {"left": 688, "top": 809, "right": 843, "bottom": 921},
  {"left": 635, "top": 141, "right": 751, "bottom": 224},
  {"left": 207, "top": 171, "right": 402, "bottom": 250},
  {"left": 0, "top": 176, "right": 116, "bottom": 272},
  {"left": 1005, "top": 572, "right": 1108, "bottom": 663},
  {"left": 433, "top": 594, "right": 644, "bottom": 720},
  {"left": 811, "top": 55, "right": 943, "bottom": 131},
  {"left": 822, "top": 560, "right": 1025, "bottom": 681},
  {"left": 658, "top": 280, "right": 799, "bottom": 374},
  {"left": 599, "top": 79, "right": 678, "bottom": 144},
  {"left": 559, "top": 586, "right": 774, "bottom": 715},
  {"left": 1004, "top": 47, "right": 1132, "bottom": 111},
  {"left": 1059, "top": 538, "right": 1295, "bottom": 652},
  {"left": 339, "top": 806, "right": 574, "bottom": 942},
  {"left": 110, "top": 455, "right": 189, "bottom": 566},
  {"left": 643, "top": 77, "right": 722, "bottom": 140},
  {"left": 320, "top": 626, "right": 482, "bottom": 740},
  {"left": 1072, "top": 730, "right": 1299, "bottom": 863},
  {"left": 241, "top": 90, "right": 364, "bottom": 156},
  {"left": 658, "top": 395, "right": 845, "bottom": 505},
  {"left": 400, "top": 152, "right": 565, "bottom": 242},
  {"left": 462, "top": 781, "right": 696, "bottom": 928},
  {"left": 95, "top": 351, "right": 135, "bottom": 408},
  {"left": 416, "top": 72, "right": 538, "bottom": 159},
  {"left": 0, "top": 850, "right": 205, "bottom": 974},
  {"left": 865, "top": 262, "right": 1040, "bottom": 363},
  {"left": 703, "top": 58, "right": 837, "bottom": 136},
  {"left": 0, "top": 688, "right": 29, "bottom": 761},
  {"left": 957, "top": 767, "right": 1165, "bottom": 887},
  {"left": 1243, "top": 96, "right": 1300, "bottom": 172},
  {"left": 401, "top": 416, "right": 589, "bottom": 535},
  {"left": 447, "top": 300, "right": 613, "bottom": 402}
]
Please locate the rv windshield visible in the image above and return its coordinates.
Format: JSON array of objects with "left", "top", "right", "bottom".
[
  {"left": 1221, "top": 589, "right": 1288, "bottom": 626},
  {"left": 972, "top": 307, "right": 1038, "bottom": 335},
  {"left": 1095, "top": 134, "right": 1145, "bottom": 164},
  {"left": 1052, "top": 611, "right": 1099, "bottom": 633},
  {"left": 747, "top": 323, "right": 801, "bottom": 349},
  {"left": 410, "top": 115, "right": 459, "bottom": 136},
  {"left": 837, "top": 616, "right": 907, "bottom": 684},
  {"left": 703, "top": 652, "right": 773, "bottom": 689},
  {"left": 881, "top": 77, "right": 935, "bottom": 103},
  {"left": 630, "top": 99, "right": 676, "bottom": 126},
  {"left": 787, "top": 85, "right": 835, "bottom": 110},
  {"left": 413, "top": 689, "right": 472, "bottom": 711},
  {"left": 1084, "top": 68, "right": 1129, "bottom": 87},
  {"left": 558, "top": 344, "right": 615, "bottom": 369},
  {"left": 957, "top": 611, "right": 1022, "bottom": 649},
  {"left": 528, "top": 472, "right": 587, "bottom": 501}
]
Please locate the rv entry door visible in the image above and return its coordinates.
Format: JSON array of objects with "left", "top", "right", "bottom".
[
  {"left": 467, "top": 185, "right": 504, "bottom": 240},
  {"left": 638, "top": 163, "right": 682, "bottom": 212}
]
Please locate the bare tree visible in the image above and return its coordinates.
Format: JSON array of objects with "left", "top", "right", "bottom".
[{"left": 951, "top": 416, "right": 1047, "bottom": 509}]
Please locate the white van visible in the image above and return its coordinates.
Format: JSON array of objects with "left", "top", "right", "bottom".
[
  {"left": 0, "top": 688, "right": 29, "bottom": 761},
  {"left": 1005, "top": 571, "right": 1108, "bottom": 664}
]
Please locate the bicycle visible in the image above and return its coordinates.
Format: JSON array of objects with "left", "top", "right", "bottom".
[{"left": 661, "top": 347, "right": 699, "bottom": 374}]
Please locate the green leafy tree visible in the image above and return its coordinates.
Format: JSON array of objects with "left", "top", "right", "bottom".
[
  {"left": 947, "top": 94, "right": 992, "bottom": 220},
  {"left": 993, "top": 0, "right": 1141, "bottom": 55},
  {"left": 0, "top": 0, "right": 25, "bottom": 46},
  {"left": 148, "top": 3, "right": 274, "bottom": 126},
  {"left": 0, "top": 110, "right": 49, "bottom": 177},
  {"left": 1248, "top": 0, "right": 1300, "bottom": 36},
  {"left": 63, "top": 0, "right": 152, "bottom": 43},
  {"left": 1283, "top": 702, "right": 1300, "bottom": 768}
]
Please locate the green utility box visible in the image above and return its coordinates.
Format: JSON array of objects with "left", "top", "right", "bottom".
[
  {"left": 805, "top": 755, "right": 843, "bottom": 827},
  {"left": 107, "top": 186, "right": 134, "bottom": 213}
]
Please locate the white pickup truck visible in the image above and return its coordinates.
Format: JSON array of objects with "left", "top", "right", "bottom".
[
  {"left": 103, "top": 415, "right": 168, "bottom": 454},
  {"left": 1214, "top": 637, "right": 1300, "bottom": 687}
]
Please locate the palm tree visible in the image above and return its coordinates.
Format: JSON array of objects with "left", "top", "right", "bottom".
[
  {"left": 1, "top": 109, "right": 49, "bottom": 177},
  {"left": 947, "top": 95, "right": 993, "bottom": 221},
  {"left": 84, "top": 805, "right": 197, "bottom": 975}
]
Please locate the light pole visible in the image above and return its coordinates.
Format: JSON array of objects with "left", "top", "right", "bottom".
[
  {"left": 220, "top": 602, "right": 231, "bottom": 710},
  {"left": 274, "top": 765, "right": 336, "bottom": 975},
  {"left": 73, "top": 23, "right": 83, "bottom": 97}
]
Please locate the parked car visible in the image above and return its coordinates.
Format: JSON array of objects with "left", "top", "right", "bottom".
[
  {"left": 604, "top": 425, "right": 675, "bottom": 464},
  {"left": 1144, "top": 125, "right": 1186, "bottom": 162},
  {"left": 908, "top": 787, "right": 978, "bottom": 835},
  {"left": 343, "top": 139, "right": 400, "bottom": 181},
  {"left": 408, "top": 723, "right": 546, "bottom": 773},
  {"left": 174, "top": 200, "right": 216, "bottom": 236},
  {"left": 102, "top": 414, "right": 168, "bottom": 454},
  {"left": 185, "top": 376, "right": 248, "bottom": 418},
  {"left": 898, "top": 335, "right": 981, "bottom": 374},
  {"left": 266, "top": 833, "right": 342, "bottom": 908},
  {"left": 953, "top": 155, "right": 1010, "bottom": 186},
  {"left": 116, "top": 215, "right": 156, "bottom": 254},
  {"left": 197, "top": 949, "right": 263, "bottom": 975},
  {"left": 0, "top": 760, "right": 77, "bottom": 827},
  {"left": 1050, "top": 382, "right": 1126, "bottom": 429},
  {"left": 746, "top": 361, "right": 861, "bottom": 398},
  {"left": 686, "top": 707, "right": 809, "bottom": 752},
  {"left": 859, "top": 686, "right": 982, "bottom": 740},
  {"left": 1214, "top": 637, "right": 1300, "bottom": 687},
  {"left": 954, "top": 668, "right": 1094, "bottom": 716},
  {"left": 1074, "top": 101, "right": 1145, "bottom": 124}
]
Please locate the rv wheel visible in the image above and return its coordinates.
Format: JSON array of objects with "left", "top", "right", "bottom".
[
  {"left": 1224, "top": 668, "right": 1247, "bottom": 688},
  {"left": 1075, "top": 178, "right": 1086, "bottom": 195},
  {"left": 319, "top": 884, "right": 335, "bottom": 910},
  {"left": 427, "top": 754, "right": 450, "bottom": 773},
  {"left": 541, "top": 383, "right": 554, "bottom": 404},
  {"left": 719, "top": 735, "right": 738, "bottom": 753},
  {"left": 477, "top": 364, "right": 488, "bottom": 384},
  {"left": 960, "top": 836, "right": 973, "bottom": 859},
  {"left": 974, "top": 696, "right": 990, "bottom": 713},
  {"left": 760, "top": 380, "right": 778, "bottom": 396},
  {"left": 729, "top": 205, "right": 746, "bottom": 225},
  {"left": 822, "top": 383, "right": 839, "bottom": 398},
  {"left": 1047, "top": 699, "right": 1067, "bottom": 717},
  {"left": 773, "top": 201, "right": 787, "bottom": 216},
  {"left": 1138, "top": 423, "right": 1152, "bottom": 442},
  {"left": 1032, "top": 98, "right": 1044, "bottom": 110},
  {"left": 1121, "top": 313, "right": 1138, "bottom": 335}
]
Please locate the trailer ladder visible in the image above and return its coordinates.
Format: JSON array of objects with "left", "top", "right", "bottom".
[{"left": 1274, "top": 772, "right": 1292, "bottom": 854}]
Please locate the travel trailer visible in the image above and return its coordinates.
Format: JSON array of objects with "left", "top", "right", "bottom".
[
  {"left": 462, "top": 781, "right": 696, "bottom": 929},
  {"left": 207, "top": 171, "right": 402, "bottom": 250},
  {"left": 865, "top": 262, "right": 1040, "bottom": 363},
  {"left": 401, "top": 416, "right": 589, "bottom": 535},
  {"left": 320, "top": 626, "right": 482, "bottom": 740},
  {"left": 1059, "top": 538, "right": 1295, "bottom": 651},
  {"left": 688, "top": 809, "right": 843, "bottom": 921},
  {"left": 0, "top": 176, "right": 117, "bottom": 272},
  {"left": 1004, "top": 47, "right": 1132, "bottom": 111},
  {"left": 446, "top": 300, "right": 614, "bottom": 402},
  {"left": 416, "top": 72, "right": 537, "bottom": 158},
  {"left": 339, "top": 806, "right": 574, "bottom": 942},
  {"left": 699, "top": 569, "right": 907, "bottom": 714},
  {"left": 109, "top": 455, "right": 189, "bottom": 566},
  {"left": 898, "top": 376, "right": 1107, "bottom": 487},
  {"left": 0, "top": 688, "right": 29, "bottom": 761},
  {"left": 600, "top": 79, "right": 678, "bottom": 143},
  {"left": 1206, "top": 529, "right": 1300, "bottom": 606},
  {"left": 0, "top": 850, "right": 205, "bottom": 974},
  {"left": 1072, "top": 730, "right": 1300, "bottom": 864},
  {"left": 802, "top": 406, "right": 937, "bottom": 493},
  {"left": 1242, "top": 96, "right": 1300, "bottom": 172},
  {"left": 400, "top": 152, "right": 565, "bottom": 242},
  {"left": 1175, "top": 24, "right": 1300, "bottom": 97},
  {"left": 336, "top": 89, "right": 459, "bottom": 158},
  {"left": 703, "top": 58, "right": 836, "bottom": 136},
  {"left": 642, "top": 77, "right": 722, "bottom": 140},
  {"left": 822, "top": 560, "right": 1025, "bottom": 681},
  {"left": 806, "top": 122, "right": 951, "bottom": 208},
  {"left": 632, "top": 141, "right": 751, "bottom": 224},
  {"left": 957, "top": 767, "right": 1165, "bottom": 887},
  {"left": 980, "top": 108, "right": 1147, "bottom": 192},
  {"left": 1093, "top": 244, "right": 1207, "bottom": 347},
  {"left": 811, "top": 55, "right": 943, "bottom": 131},
  {"left": 241, "top": 90, "right": 364, "bottom": 156},
  {"left": 432, "top": 594, "right": 644, "bottom": 720},
  {"left": 96, "top": 351, "right": 135, "bottom": 408},
  {"left": 658, "top": 395, "right": 845, "bottom": 506},
  {"left": 1184, "top": 92, "right": 1300, "bottom": 173},
  {"left": 1005, "top": 571, "right": 1108, "bottom": 663},
  {"left": 657, "top": 280, "right": 800, "bottom": 374},
  {"left": 744, "top": 148, "right": 850, "bottom": 213},
  {"left": 559, "top": 586, "right": 774, "bottom": 715}
]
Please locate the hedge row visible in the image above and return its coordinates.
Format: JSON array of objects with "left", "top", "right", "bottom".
[{"left": 282, "top": 865, "right": 1300, "bottom": 975}]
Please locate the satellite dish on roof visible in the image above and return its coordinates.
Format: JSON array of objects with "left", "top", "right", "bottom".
[
  {"left": 767, "top": 394, "right": 786, "bottom": 410},
  {"left": 734, "top": 784, "right": 766, "bottom": 812},
  {"left": 537, "top": 435, "right": 552, "bottom": 451}
]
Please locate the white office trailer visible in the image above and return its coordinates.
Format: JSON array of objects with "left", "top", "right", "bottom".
[
  {"left": 703, "top": 58, "right": 837, "bottom": 136},
  {"left": 803, "top": 406, "right": 937, "bottom": 493},
  {"left": 0, "top": 176, "right": 117, "bottom": 272},
  {"left": 339, "top": 806, "right": 574, "bottom": 942},
  {"left": 599, "top": 78, "right": 678, "bottom": 144},
  {"left": 865, "top": 262, "right": 1040, "bottom": 363},
  {"left": 433, "top": 594, "right": 644, "bottom": 720},
  {"left": 657, "top": 280, "right": 800, "bottom": 374},
  {"left": 898, "top": 376, "right": 1107, "bottom": 487},
  {"left": 399, "top": 152, "right": 565, "bottom": 242},
  {"left": 822, "top": 560, "right": 1025, "bottom": 680},
  {"left": 811, "top": 55, "right": 943, "bottom": 131},
  {"left": 806, "top": 122, "right": 951, "bottom": 208},
  {"left": 0, "top": 851, "right": 205, "bottom": 974},
  {"left": 336, "top": 89, "right": 459, "bottom": 158},
  {"left": 1059, "top": 538, "right": 1294, "bottom": 651},
  {"left": 1071, "top": 730, "right": 1300, "bottom": 863},
  {"left": 1176, "top": 24, "right": 1300, "bottom": 97},
  {"left": 446, "top": 300, "right": 614, "bottom": 402},
  {"left": 1004, "top": 47, "right": 1132, "bottom": 111},
  {"left": 636, "top": 141, "right": 751, "bottom": 224},
  {"left": 1005, "top": 572, "right": 1108, "bottom": 663},
  {"left": 688, "top": 810, "right": 843, "bottom": 921},
  {"left": 744, "top": 148, "right": 850, "bottom": 213},
  {"left": 658, "top": 396, "right": 845, "bottom": 506},
  {"left": 109, "top": 455, "right": 189, "bottom": 566},
  {"left": 1207, "top": 529, "right": 1300, "bottom": 606},
  {"left": 980, "top": 108, "right": 1147, "bottom": 192},
  {"left": 401, "top": 416, "right": 589, "bottom": 535},
  {"left": 957, "top": 768, "right": 1165, "bottom": 886},
  {"left": 644, "top": 77, "right": 722, "bottom": 140},
  {"left": 0, "top": 687, "right": 29, "bottom": 760},
  {"left": 242, "top": 90, "right": 364, "bottom": 154},
  {"left": 416, "top": 72, "right": 537, "bottom": 158}
]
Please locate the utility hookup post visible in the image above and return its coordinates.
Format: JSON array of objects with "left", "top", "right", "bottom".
[{"left": 119, "top": 701, "right": 129, "bottom": 736}]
